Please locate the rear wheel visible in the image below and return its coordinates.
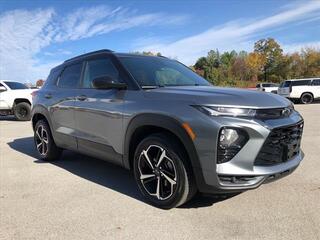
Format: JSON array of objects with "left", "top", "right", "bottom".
[
  {"left": 300, "top": 93, "right": 313, "bottom": 104},
  {"left": 133, "top": 133, "right": 196, "bottom": 209},
  {"left": 34, "top": 120, "right": 62, "bottom": 161},
  {"left": 14, "top": 102, "right": 31, "bottom": 121}
]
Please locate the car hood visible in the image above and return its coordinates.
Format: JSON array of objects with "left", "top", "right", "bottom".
[
  {"left": 13, "top": 89, "right": 35, "bottom": 93},
  {"left": 145, "top": 86, "right": 291, "bottom": 108}
]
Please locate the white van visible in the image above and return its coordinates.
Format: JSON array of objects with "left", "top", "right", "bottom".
[{"left": 278, "top": 78, "right": 320, "bottom": 104}]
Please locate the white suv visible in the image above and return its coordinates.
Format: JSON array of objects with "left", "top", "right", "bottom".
[
  {"left": 256, "top": 83, "right": 279, "bottom": 93},
  {"left": 0, "top": 80, "right": 34, "bottom": 120},
  {"left": 278, "top": 78, "right": 320, "bottom": 104}
]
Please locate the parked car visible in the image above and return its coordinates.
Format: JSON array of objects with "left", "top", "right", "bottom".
[
  {"left": 0, "top": 80, "right": 34, "bottom": 120},
  {"left": 32, "top": 50, "right": 304, "bottom": 208},
  {"left": 278, "top": 78, "right": 320, "bottom": 104},
  {"left": 256, "top": 83, "right": 279, "bottom": 93}
]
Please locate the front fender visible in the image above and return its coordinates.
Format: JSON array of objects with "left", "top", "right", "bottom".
[{"left": 123, "top": 113, "right": 209, "bottom": 189}]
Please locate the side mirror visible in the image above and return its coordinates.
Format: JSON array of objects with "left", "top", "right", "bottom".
[
  {"left": 0, "top": 86, "right": 7, "bottom": 92},
  {"left": 92, "top": 76, "right": 127, "bottom": 90}
]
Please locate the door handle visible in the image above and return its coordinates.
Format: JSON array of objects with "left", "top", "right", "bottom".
[
  {"left": 76, "top": 95, "right": 87, "bottom": 101},
  {"left": 45, "top": 94, "right": 52, "bottom": 99}
]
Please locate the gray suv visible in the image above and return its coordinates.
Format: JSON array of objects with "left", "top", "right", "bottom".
[{"left": 32, "top": 49, "right": 304, "bottom": 208}]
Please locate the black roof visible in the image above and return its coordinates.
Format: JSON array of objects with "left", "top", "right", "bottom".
[{"left": 64, "top": 49, "right": 113, "bottom": 63}]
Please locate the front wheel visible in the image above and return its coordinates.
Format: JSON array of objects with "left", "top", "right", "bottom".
[
  {"left": 133, "top": 133, "right": 196, "bottom": 209},
  {"left": 14, "top": 102, "right": 31, "bottom": 121}
]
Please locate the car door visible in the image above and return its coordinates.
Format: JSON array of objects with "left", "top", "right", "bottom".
[
  {"left": 311, "top": 79, "right": 320, "bottom": 98},
  {"left": 73, "top": 55, "right": 126, "bottom": 165},
  {"left": 49, "top": 62, "right": 83, "bottom": 150},
  {"left": 0, "top": 82, "right": 9, "bottom": 109}
]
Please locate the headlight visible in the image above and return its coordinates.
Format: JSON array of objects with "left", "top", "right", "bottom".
[
  {"left": 193, "top": 105, "right": 294, "bottom": 119},
  {"left": 195, "top": 106, "right": 256, "bottom": 117}
]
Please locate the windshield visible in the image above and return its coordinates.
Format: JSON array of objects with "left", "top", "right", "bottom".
[
  {"left": 264, "top": 83, "right": 278, "bottom": 87},
  {"left": 4, "top": 81, "right": 28, "bottom": 90},
  {"left": 118, "top": 56, "right": 210, "bottom": 88}
]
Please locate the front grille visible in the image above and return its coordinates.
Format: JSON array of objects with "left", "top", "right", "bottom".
[{"left": 255, "top": 121, "right": 304, "bottom": 166}]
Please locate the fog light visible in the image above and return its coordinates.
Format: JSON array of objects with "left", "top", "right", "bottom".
[
  {"left": 217, "top": 128, "right": 249, "bottom": 164},
  {"left": 219, "top": 129, "right": 239, "bottom": 149}
]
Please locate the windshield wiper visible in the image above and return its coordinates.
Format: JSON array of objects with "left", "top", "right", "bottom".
[{"left": 141, "top": 85, "right": 164, "bottom": 89}]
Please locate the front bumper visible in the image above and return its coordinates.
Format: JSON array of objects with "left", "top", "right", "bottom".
[
  {"left": 192, "top": 110, "right": 304, "bottom": 194},
  {"left": 216, "top": 151, "right": 303, "bottom": 189}
]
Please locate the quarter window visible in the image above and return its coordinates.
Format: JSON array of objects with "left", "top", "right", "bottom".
[
  {"left": 312, "top": 79, "right": 320, "bottom": 86},
  {"left": 58, "top": 63, "right": 82, "bottom": 88},
  {"left": 46, "top": 69, "right": 62, "bottom": 87},
  {"left": 82, "top": 58, "right": 119, "bottom": 88}
]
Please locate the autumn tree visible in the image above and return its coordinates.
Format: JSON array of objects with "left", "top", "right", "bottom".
[
  {"left": 36, "top": 79, "right": 44, "bottom": 88},
  {"left": 245, "top": 52, "right": 265, "bottom": 81},
  {"left": 301, "top": 48, "right": 320, "bottom": 77}
]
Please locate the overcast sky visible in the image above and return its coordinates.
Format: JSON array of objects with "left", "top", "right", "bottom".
[{"left": 0, "top": 0, "right": 320, "bottom": 83}]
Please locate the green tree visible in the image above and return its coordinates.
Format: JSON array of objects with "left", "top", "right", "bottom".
[
  {"left": 194, "top": 57, "right": 208, "bottom": 70},
  {"left": 254, "top": 38, "right": 283, "bottom": 82}
]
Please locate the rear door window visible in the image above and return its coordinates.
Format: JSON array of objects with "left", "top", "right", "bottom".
[
  {"left": 57, "top": 63, "right": 83, "bottom": 88},
  {"left": 291, "top": 80, "right": 311, "bottom": 86}
]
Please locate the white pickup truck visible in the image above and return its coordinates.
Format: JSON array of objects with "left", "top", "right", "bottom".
[
  {"left": 0, "top": 80, "right": 35, "bottom": 120},
  {"left": 278, "top": 78, "right": 320, "bottom": 104}
]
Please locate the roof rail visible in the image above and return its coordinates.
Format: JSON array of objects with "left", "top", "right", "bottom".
[{"left": 64, "top": 49, "right": 113, "bottom": 63}]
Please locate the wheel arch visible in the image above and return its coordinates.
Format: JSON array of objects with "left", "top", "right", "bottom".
[
  {"left": 123, "top": 113, "right": 202, "bottom": 176},
  {"left": 31, "top": 105, "right": 53, "bottom": 132},
  {"left": 14, "top": 98, "right": 31, "bottom": 106},
  {"left": 300, "top": 91, "right": 314, "bottom": 98}
]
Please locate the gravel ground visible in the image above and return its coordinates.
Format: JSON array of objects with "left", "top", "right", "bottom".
[{"left": 0, "top": 104, "right": 319, "bottom": 240}]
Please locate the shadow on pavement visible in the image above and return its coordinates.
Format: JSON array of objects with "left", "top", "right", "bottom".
[
  {"left": 0, "top": 115, "right": 17, "bottom": 121},
  {"left": 8, "top": 136, "right": 239, "bottom": 209}
]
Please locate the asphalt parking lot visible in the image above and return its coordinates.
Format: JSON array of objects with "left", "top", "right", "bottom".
[{"left": 0, "top": 104, "right": 319, "bottom": 240}]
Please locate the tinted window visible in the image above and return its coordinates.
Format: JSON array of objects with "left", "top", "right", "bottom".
[
  {"left": 0, "top": 82, "right": 6, "bottom": 91},
  {"left": 291, "top": 80, "right": 311, "bottom": 86},
  {"left": 256, "top": 84, "right": 260, "bottom": 88},
  {"left": 119, "top": 56, "right": 210, "bottom": 87},
  {"left": 4, "top": 81, "right": 28, "bottom": 89},
  {"left": 45, "top": 68, "right": 62, "bottom": 87},
  {"left": 82, "top": 58, "right": 119, "bottom": 88},
  {"left": 312, "top": 79, "right": 320, "bottom": 86},
  {"left": 282, "top": 81, "right": 291, "bottom": 87},
  {"left": 58, "top": 63, "right": 82, "bottom": 88}
]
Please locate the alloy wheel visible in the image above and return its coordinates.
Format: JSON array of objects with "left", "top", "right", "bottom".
[
  {"left": 35, "top": 125, "right": 49, "bottom": 155},
  {"left": 138, "top": 145, "right": 177, "bottom": 200},
  {"left": 302, "top": 94, "right": 312, "bottom": 104},
  {"left": 17, "top": 107, "right": 27, "bottom": 118}
]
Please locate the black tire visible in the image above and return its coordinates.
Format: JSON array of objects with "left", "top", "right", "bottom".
[
  {"left": 133, "top": 133, "right": 197, "bottom": 209},
  {"left": 300, "top": 93, "right": 313, "bottom": 104},
  {"left": 14, "top": 102, "right": 31, "bottom": 121},
  {"left": 34, "top": 120, "right": 62, "bottom": 161}
]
